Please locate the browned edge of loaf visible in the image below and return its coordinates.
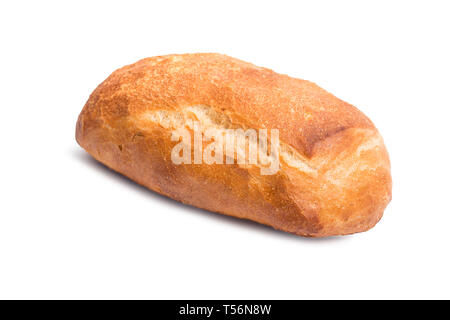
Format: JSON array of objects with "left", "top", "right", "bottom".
[{"left": 76, "top": 53, "right": 392, "bottom": 237}]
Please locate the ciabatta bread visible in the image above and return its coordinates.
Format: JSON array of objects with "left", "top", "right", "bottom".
[{"left": 76, "top": 53, "right": 391, "bottom": 237}]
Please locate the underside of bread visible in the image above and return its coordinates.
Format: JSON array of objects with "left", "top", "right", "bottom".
[{"left": 76, "top": 53, "right": 392, "bottom": 237}]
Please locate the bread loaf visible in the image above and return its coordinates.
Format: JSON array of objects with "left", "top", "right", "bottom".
[{"left": 76, "top": 53, "right": 391, "bottom": 237}]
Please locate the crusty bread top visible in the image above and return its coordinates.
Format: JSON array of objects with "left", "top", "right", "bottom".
[{"left": 83, "top": 53, "right": 374, "bottom": 157}]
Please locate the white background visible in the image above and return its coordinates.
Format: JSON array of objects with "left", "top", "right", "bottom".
[{"left": 1, "top": 1, "right": 449, "bottom": 299}]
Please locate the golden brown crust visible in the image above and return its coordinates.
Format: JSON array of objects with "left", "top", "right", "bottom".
[{"left": 76, "top": 53, "right": 392, "bottom": 237}]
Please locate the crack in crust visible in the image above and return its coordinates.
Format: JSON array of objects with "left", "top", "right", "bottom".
[{"left": 138, "top": 105, "right": 318, "bottom": 177}]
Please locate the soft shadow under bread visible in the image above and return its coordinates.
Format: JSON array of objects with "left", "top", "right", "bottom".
[{"left": 72, "top": 148, "right": 348, "bottom": 243}]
